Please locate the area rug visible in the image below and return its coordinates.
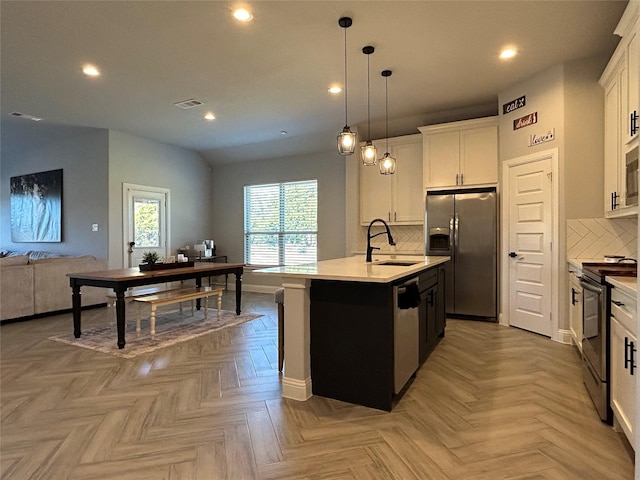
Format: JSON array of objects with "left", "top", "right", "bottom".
[{"left": 48, "top": 309, "right": 263, "bottom": 359}]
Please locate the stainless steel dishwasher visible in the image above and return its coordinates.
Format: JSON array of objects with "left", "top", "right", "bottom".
[{"left": 394, "top": 278, "right": 420, "bottom": 394}]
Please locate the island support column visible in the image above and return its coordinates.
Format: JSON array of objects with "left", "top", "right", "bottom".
[{"left": 281, "top": 278, "right": 312, "bottom": 401}]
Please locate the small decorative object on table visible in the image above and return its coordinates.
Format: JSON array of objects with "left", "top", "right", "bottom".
[
  {"left": 139, "top": 251, "right": 194, "bottom": 271},
  {"left": 141, "top": 251, "right": 159, "bottom": 264}
]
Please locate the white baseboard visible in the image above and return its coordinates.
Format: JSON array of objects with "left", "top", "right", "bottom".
[
  {"left": 282, "top": 376, "right": 312, "bottom": 401},
  {"left": 226, "top": 283, "right": 280, "bottom": 294},
  {"left": 554, "top": 328, "right": 573, "bottom": 345}
]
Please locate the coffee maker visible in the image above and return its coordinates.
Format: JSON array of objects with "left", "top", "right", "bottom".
[
  {"left": 203, "top": 240, "right": 215, "bottom": 257},
  {"left": 193, "top": 240, "right": 215, "bottom": 257}
]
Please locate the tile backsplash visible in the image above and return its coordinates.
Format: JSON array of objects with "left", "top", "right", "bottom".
[
  {"left": 355, "top": 218, "right": 637, "bottom": 259},
  {"left": 356, "top": 224, "right": 425, "bottom": 253},
  {"left": 567, "top": 218, "right": 637, "bottom": 260}
]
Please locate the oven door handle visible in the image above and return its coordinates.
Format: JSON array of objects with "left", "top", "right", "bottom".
[{"left": 580, "top": 279, "right": 603, "bottom": 295}]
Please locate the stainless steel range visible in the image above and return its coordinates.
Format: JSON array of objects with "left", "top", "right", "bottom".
[{"left": 580, "top": 262, "right": 637, "bottom": 423}]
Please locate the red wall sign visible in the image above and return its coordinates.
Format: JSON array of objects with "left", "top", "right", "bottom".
[{"left": 513, "top": 112, "right": 538, "bottom": 130}]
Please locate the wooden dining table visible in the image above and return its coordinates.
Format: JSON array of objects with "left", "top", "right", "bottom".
[{"left": 68, "top": 262, "right": 244, "bottom": 349}]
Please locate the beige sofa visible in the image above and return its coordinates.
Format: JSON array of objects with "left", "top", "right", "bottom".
[{"left": 0, "top": 253, "right": 107, "bottom": 321}]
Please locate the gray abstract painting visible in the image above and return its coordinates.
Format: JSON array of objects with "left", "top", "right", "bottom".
[{"left": 10, "top": 169, "right": 62, "bottom": 242}]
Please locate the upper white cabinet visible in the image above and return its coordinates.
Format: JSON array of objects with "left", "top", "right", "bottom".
[
  {"left": 419, "top": 117, "right": 498, "bottom": 190},
  {"left": 600, "top": 1, "right": 639, "bottom": 218},
  {"left": 359, "top": 134, "right": 424, "bottom": 225}
]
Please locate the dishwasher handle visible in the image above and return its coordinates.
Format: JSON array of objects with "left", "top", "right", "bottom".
[{"left": 397, "top": 281, "right": 420, "bottom": 309}]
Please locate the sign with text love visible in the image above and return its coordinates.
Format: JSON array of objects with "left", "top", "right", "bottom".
[
  {"left": 513, "top": 112, "right": 537, "bottom": 130},
  {"left": 528, "top": 129, "right": 555, "bottom": 147}
]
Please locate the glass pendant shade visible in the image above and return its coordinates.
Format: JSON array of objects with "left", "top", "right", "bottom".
[
  {"left": 337, "top": 127, "right": 357, "bottom": 155},
  {"left": 379, "top": 152, "right": 396, "bottom": 175},
  {"left": 380, "top": 69, "right": 396, "bottom": 175},
  {"left": 361, "top": 141, "right": 377, "bottom": 165}
]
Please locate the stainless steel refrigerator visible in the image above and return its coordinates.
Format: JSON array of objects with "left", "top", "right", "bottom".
[{"left": 425, "top": 187, "right": 497, "bottom": 320}]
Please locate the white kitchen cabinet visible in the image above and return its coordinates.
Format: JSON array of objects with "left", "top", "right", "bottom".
[
  {"left": 419, "top": 117, "right": 498, "bottom": 190},
  {"left": 610, "top": 283, "right": 637, "bottom": 447},
  {"left": 359, "top": 134, "right": 423, "bottom": 225},
  {"left": 600, "top": 2, "right": 639, "bottom": 218},
  {"left": 568, "top": 266, "right": 583, "bottom": 352}
]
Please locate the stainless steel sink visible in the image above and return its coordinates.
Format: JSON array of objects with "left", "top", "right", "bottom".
[{"left": 375, "top": 261, "right": 420, "bottom": 266}]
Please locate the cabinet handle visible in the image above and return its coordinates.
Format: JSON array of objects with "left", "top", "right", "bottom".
[
  {"left": 460, "top": 173, "right": 464, "bottom": 185},
  {"left": 388, "top": 212, "right": 391, "bottom": 222},
  {"left": 625, "top": 337, "right": 636, "bottom": 375},
  {"left": 427, "top": 290, "right": 434, "bottom": 307},
  {"left": 571, "top": 287, "right": 576, "bottom": 305},
  {"left": 612, "top": 300, "right": 625, "bottom": 307},
  {"left": 611, "top": 191, "right": 620, "bottom": 210},
  {"left": 456, "top": 174, "right": 459, "bottom": 185},
  {"left": 394, "top": 212, "right": 397, "bottom": 222},
  {"left": 631, "top": 111, "right": 639, "bottom": 136}
]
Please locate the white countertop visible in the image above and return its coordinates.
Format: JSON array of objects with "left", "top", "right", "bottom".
[
  {"left": 567, "top": 258, "right": 607, "bottom": 271},
  {"left": 606, "top": 275, "right": 637, "bottom": 295},
  {"left": 254, "top": 255, "right": 450, "bottom": 283}
]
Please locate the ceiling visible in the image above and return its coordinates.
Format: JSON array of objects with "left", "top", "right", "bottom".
[{"left": 1, "top": 1, "right": 628, "bottom": 166}]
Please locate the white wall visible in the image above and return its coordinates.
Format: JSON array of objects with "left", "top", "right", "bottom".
[
  {"left": 210, "top": 150, "right": 346, "bottom": 290},
  {"left": 564, "top": 55, "right": 609, "bottom": 219},
  {"left": 107, "top": 130, "right": 212, "bottom": 268},
  {"left": 497, "top": 56, "right": 609, "bottom": 335}
]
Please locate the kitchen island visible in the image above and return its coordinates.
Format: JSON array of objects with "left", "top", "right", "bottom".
[{"left": 255, "top": 255, "right": 450, "bottom": 410}]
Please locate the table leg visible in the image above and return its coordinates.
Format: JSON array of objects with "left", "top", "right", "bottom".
[
  {"left": 150, "top": 305, "right": 157, "bottom": 339},
  {"left": 195, "top": 277, "right": 202, "bottom": 310},
  {"left": 72, "top": 285, "right": 82, "bottom": 338},
  {"left": 235, "top": 272, "right": 242, "bottom": 315},
  {"left": 115, "top": 289, "right": 126, "bottom": 349}
]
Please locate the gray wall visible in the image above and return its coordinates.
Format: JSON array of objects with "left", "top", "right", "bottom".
[
  {"left": 211, "top": 150, "right": 346, "bottom": 289},
  {"left": 0, "top": 123, "right": 212, "bottom": 266},
  {"left": 0, "top": 123, "right": 109, "bottom": 258},
  {"left": 107, "top": 130, "right": 212, "bottom": 268}
]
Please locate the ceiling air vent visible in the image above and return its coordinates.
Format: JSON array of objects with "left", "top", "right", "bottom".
[
  {"left": 173, "top": 99, "right": 204, "bottom": 109},
  {"left": 11, "top": 112, "right": 43, "bottom": 121}
]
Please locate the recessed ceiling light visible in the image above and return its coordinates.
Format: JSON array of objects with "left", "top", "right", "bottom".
[
  {"left": 328, "top": 86, "right": 342, "bottom": 94},
  {"left": 204, "top": 112, "right": 216, "bottom": 121},
  {"left": 500, "top": 48, "right": 517, "bottom": 60},
  {"left": 233, "top": 8, "right": 253, "bottom": 22},
  {"left": 280, "top": 130, "right": 288, "bottom": 135},
  {"left": 82, "top": 64, "right": 101, "bottom": 77}
]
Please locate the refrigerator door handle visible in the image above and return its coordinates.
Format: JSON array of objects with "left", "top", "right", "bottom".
[
  {"left": 453, "top": 214, "right": 459, "bottom": 258},
  {"left": 449, "top": 216, "right": 455, "bottom": 255}
]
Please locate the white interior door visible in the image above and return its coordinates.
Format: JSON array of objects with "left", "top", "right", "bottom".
[
  {"left": 507, "top": 158, "right": 553, "bottom": 337},
  {"left": 123, "top": 184, "right": 170, "bottom": 268}
]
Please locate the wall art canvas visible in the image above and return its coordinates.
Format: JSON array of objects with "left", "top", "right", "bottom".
[{"left": 10, "top": 169, "right": 63, "bottom": 242}]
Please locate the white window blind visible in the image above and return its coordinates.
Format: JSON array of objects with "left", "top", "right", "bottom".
[{"left": 244, "top": 180, "right": 318, "bottom": 266}]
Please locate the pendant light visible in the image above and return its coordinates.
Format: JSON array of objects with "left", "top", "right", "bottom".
[
  {"left": 361, "top": 46, "right": 377, "bottom": 166},
  {"left": 379, "top": 70, "right": 396, "bottom": 175},
  {"left": 337, "top": 17, "right": 356, "bottom": 156}
]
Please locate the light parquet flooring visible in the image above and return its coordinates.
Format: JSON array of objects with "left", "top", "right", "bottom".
[{"left": 0, "top": 292, "right": 635, "bottom": 479}]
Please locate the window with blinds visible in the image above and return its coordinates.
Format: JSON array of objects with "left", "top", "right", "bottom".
[{"left": 243, "top": 180, "right": 318, "bottom": 266}]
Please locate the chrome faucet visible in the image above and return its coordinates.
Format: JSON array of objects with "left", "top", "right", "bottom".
[{"left": 366, "top": 218, "right": 396, "bottom": 262}]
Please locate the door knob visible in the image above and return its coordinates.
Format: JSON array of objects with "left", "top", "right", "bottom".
[{"left": 509, "top": 252, "right": 517, "bottom": 258}]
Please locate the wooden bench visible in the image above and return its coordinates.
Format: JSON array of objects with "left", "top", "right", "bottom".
[
  {"left": 133, "top": 285, "right": 224, "bottom": 338},
  {"left": 106, "top": 285, "right": 188, "bottom": 324}
]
